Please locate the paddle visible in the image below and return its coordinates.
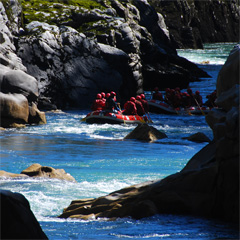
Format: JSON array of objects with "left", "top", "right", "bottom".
[
  {"left": 146, "top": 112, "right": 153, "bottom": 123},
  {"left": 194, "top": 97, "right": 205, "bottom": 116}
]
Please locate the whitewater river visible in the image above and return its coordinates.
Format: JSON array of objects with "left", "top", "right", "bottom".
[{"left": 0, "top": 43, "right": 238, "bottom": 239}]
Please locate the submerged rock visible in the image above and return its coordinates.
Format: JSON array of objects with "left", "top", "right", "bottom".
[
  {"left": 124, "top": 123, "right": 167, "bottom": 142},
  {"left": 182, "top": 132, "right": 211, "bottom": 143},
  {"left": 0, "top": 190, "right": 48, "bottom": 239}
]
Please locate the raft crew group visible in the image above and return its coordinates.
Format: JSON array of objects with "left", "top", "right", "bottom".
[
  {"left": 91, "top": 91, "right": 149, "bottom": 116},
  {"left": 152, "top": 87, "right": 217, "bottom": 109},
  {"left": 91, "top": 87, "right": 217, "bottom": 116}
]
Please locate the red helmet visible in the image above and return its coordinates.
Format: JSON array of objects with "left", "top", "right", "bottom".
[
  {"left": 136, "top": 95, "right": 141, "bottom": 100},
  {"left": 154, "top": 87, "right": 159, "bottom": 92},
  {"left": 195, "top": 91, "right": 200, "bottom": 95},
  {"left": 187, "top": 88, "right": 192, "bottom": 93},
  {"left": 96, "top": 94, "right": 102, "bottom": 99},
  {"left": 165, "top": 88, "right": 170, "bottom": 92},
  {"left": 140, "top": 94, "right": 145, "bottom": 99},
  {"left": 130, "top": 97, "right": 136, "bottom": 102},
  {"left": 175, "top": 87, "right": 180, "bottom": 92},
  {"left": 101, "top": 92, "right": 105, "bottom": 98},
  {"left": 106, "top": 93, "right": 111, "bottom": 98},
  {"left": 110, "top": 91, "right": 116, "bottom": 97}
]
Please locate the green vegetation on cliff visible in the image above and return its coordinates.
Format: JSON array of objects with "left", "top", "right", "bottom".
[{"left": 21, "top": 0, "right": 108, "bottom": 26}]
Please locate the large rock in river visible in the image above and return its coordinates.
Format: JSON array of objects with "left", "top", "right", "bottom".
[
  {"left": 0, "top": 164, "right": 76, "bottom": 182},
  {"left": 0, "top": 190, "right": 48, "bottom": 239},
  {"left": 124, "top": 123, "right": 167, "bottom": 142},
  {"left": 21, "top": 163, "right": 76, "bottom": 182}
]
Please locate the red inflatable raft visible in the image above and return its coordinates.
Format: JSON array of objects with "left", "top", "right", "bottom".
[
  {"left": 148, "top": 100, "right": 211, "bottom": 115},
  {"left": 82, "top": 110, "right": 149, "bottom": 124}
]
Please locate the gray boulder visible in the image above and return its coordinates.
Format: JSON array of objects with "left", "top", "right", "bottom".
[{"left": 1, "top": 69, "right": 38, "bottom": 102}]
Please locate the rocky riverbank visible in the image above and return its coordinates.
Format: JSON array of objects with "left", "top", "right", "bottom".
[
  {"left": 0, "top": 0, "right": 212, "bottom": 113},
  {"left": 59, "top": 45, "right": 239, "bottom": 223}
]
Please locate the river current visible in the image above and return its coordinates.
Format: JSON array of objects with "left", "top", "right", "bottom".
[{"left": 0, "top": 43, "right": 239, "bottom": 239}]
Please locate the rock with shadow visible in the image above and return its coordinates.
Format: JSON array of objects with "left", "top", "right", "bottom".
[
  {"left": 0, "top": 190, "right": 48, "bottom": 239},
  {"left": 124, "top": 123, "right": 167, "bottom": 142}
]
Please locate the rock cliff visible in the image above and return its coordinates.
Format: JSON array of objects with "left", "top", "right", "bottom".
[
  {"left": 59, "top": 45, "right": 239, "bottom": 223},
  {"left": 1, "top": 0, "right": 209, "bottom": 110},
  {"left": 0, "top": 1, "right": 46, "bottom": 128},
  {"left": 149, "top": 0, "right": 240, "bottom": 48}
]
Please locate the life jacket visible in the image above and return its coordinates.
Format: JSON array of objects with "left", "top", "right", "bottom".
[
  {"left": 123, "top": 101, "right": 137, "bottom": 115},
  {"left": 105, "top": 97, "right": 119, "bottom": 111},
  {"left": 91, "top": 99, "right": 104, "bottom": 111},
  {"left": 182, "top": 95, "right": 191, "bottom": 108},
  {"left": 153, "top": 92, "right": 163, "bottom": 101},
  {"left": 101, "top": 98, "right": 106, "bottom": 109},
  {"left": 135, "top": 100, "right": 145, "bottom": 116},
  {"left": 195, "top": 95, "right": 203, "bottom": 106},
  {"left": 140, "top": 99, "right": 149, "bottom": 113},
  {"left": 172, "top": 93, "right": 182, "bottom": 108}
]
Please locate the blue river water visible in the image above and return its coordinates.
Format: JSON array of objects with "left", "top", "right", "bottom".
[{"left": 0, "top": 43, "right": 239, "bottom": 239}]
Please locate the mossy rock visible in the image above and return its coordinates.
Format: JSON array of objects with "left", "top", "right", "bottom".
[{"left": 21, "top": 0, "right": 109, "bottom": 26}]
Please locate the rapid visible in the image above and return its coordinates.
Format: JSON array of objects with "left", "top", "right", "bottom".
[{"left": 0, "top": 43, "right": 238, "bottom": 239}]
